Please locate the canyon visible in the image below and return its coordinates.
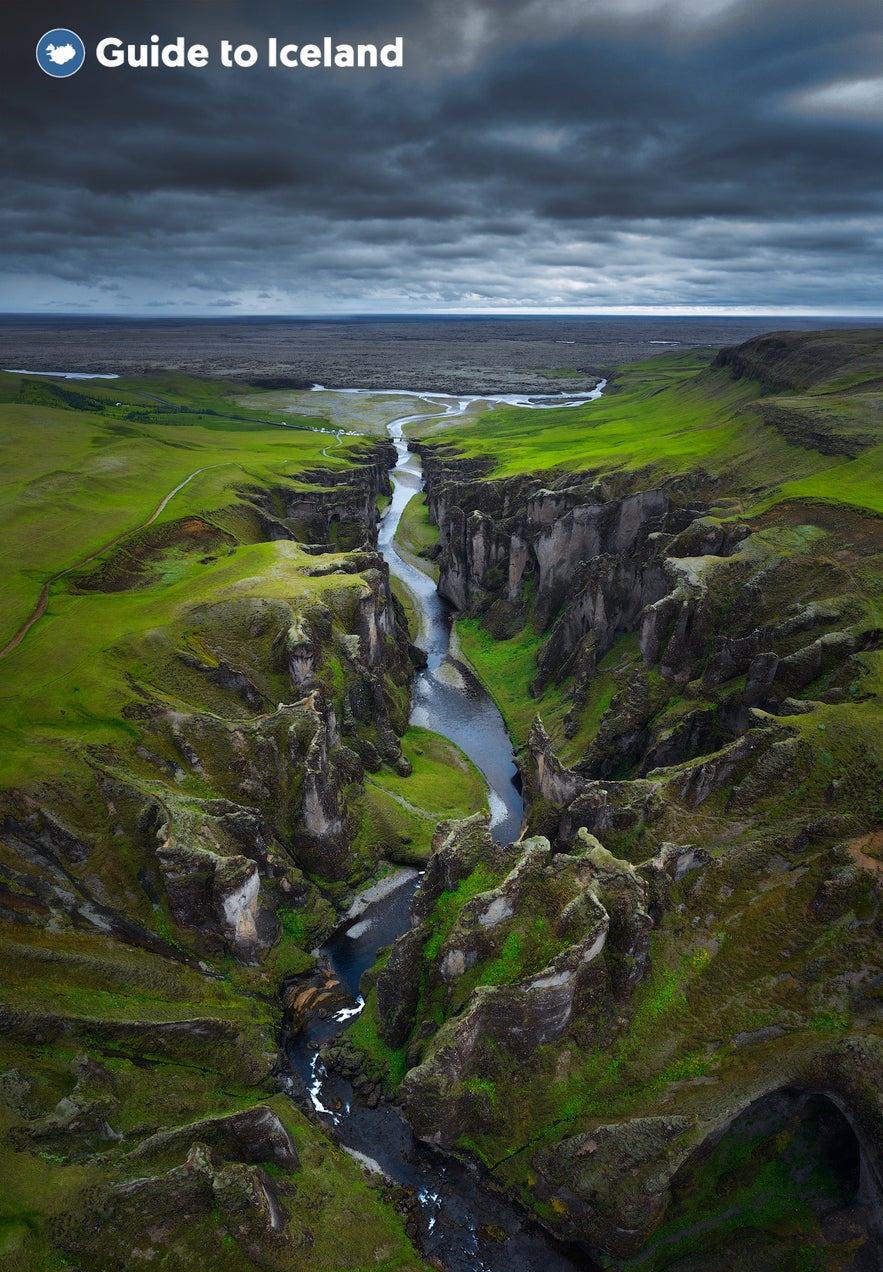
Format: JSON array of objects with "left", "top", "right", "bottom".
[{"left": 1, "top": 328, "right": 882, "bottom": 1269}]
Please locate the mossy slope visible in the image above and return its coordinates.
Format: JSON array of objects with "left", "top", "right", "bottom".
[
  {"left": 352, "top": 331, "right": 883, "bottom": 1268},
  {"left": 0, "top": 374, "right": 465, "bottom": 1270}
]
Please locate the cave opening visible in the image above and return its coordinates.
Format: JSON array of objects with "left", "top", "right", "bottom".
[{"left": 637, "top": 1088, "right": 876, "bottom": 1270}]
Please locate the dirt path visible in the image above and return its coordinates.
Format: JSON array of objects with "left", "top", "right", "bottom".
[
  {"left": 321, "top": 432, "right": 344, "bottom": 458},
  {"left": 0, "top": 465, "right": 219, "bottom": 662},
  {"left": 846, "top": 831, "right": 883, "bottom": 874}
]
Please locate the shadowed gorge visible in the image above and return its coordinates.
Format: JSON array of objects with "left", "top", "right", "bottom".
[
  {"left": 344, "top": 328, "right": 883, "bottom": 1268},
  {"left": 1, "top": 327, "right": 883, "bottom": 1268}
]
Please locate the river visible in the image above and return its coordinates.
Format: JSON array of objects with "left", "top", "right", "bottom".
[{"left": 283, "top": 390, "right": 603, "bottom": 1271}]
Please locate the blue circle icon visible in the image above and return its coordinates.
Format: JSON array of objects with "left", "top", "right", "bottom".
[{"left": 36, "top": 29, "right": 86, "bottom": 78}]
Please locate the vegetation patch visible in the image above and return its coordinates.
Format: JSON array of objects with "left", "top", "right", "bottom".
[{"left": 393, "top": 492, "right": 440, "bottom": 581}]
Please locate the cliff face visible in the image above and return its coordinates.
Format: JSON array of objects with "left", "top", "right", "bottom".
[
  {"left": 0, "top": 437, "right": 427, "bottom": 1270},
  {"left": 5, "top": 336, "right": 883, "bottom": 1269},
  {"left": 424, "top": 453, "right": 682, "bottom": 640},
  {"left": 421, "top": 442, "right": 880, "bottom": 852},
  {"left": 239, "top": 444, "right": 396, "bottom": 550},
  {"left": 2, "top": 549, "right": 414, "bottom": 971},
  {"left": 711, "top": 328, "right": 883, "bottom": 393},
  {"left": 349, "top": 345, "right": 883, "bottom": 1266},
  {"left": 366, "top": 810, "right": 883, "bottom": 1263}
]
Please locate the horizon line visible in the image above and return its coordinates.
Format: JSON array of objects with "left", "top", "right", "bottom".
[{"left": 1, "top": 309, "right": 883, "bottom": 321}]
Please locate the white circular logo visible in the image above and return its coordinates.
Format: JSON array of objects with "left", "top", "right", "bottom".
[{"left": 36, "top": 29, "right": 86, "bottom": 78}]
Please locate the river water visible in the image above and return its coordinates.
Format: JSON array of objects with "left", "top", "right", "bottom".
[
  {"left": 284, "top": 390, "right": 603, "bottom": 1271},
  {"left": 379, "top": 403, "right": 524, "bottom": 844}
]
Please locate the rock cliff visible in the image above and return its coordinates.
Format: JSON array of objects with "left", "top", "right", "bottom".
[
  {"left": 348, "top": 337, "right": 883, "bottom": 1267},
  {"left": 0, "top": 434, "right": 425, "bottom": 1270}
]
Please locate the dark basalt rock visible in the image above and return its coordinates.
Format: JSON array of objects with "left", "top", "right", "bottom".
[
  {"left": 371, "top": 819, "right": 662, "bottom": 1143},
  {"left": 123, "top": 1103, "right": 299, "bottom": 1170},
  {"left": 533, "top": 1115, "right": 699, "bottom": 1257},
  {"left": 9, "top": 1053, "right": 121, "bottom": 1151}
]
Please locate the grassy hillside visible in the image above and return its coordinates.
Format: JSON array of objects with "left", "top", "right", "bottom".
[
  {"left": 347, "top": 331, "right": 883, "bottom": 1268},
  {"left": 409, "top": 334, "right": 883, "bottom": 516},
  {"left": 0, "top": 371, "right": 364, "bottom": 651},
  {"left": 393, "top": 492, "right": 440, "bottom": 582},
  {"left": 0, "top": 372, "right": 470, "bottom": 1271}
]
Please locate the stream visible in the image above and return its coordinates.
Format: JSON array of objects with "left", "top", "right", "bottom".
[{"left": 283, "top": 388, "right": 604, "bottom": 1271}]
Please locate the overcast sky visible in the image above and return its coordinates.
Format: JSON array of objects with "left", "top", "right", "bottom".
[{"left": 3, "top": 0, "right": 883, "bottom": 314}]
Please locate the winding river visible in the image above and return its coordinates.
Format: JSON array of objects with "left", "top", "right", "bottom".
[
  {"left": 284, "top": 388, "right": 605, "bottom": 1272},
  {"left": 379, "top": 402, "right": 523, "bottom": 844}
]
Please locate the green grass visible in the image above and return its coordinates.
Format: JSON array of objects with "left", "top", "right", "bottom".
[
  {"left": 0, "top": 1100, "right": 102, "bottom": 1271},
  {"left": 352, "top": 728, "right": 490, "bottom": 865},
  {"left": 623, "top": 1095, "right": 860, "bottom": 1270},
  {"left": 752, "top": 440, "right": 883, "bottom": 516},
  {"left": 0, "top": 538, "right": 385, "bottom": 787},
  {"left": 277, "top": 1093, "right": 428, "bottom": 1270},
  {"left": 0, "top": 926, "right": 269, "bottom": 1025},
  {"left": 352, "top": 783, "right": 438, "bottom": 865},
  {"left": 346, "top": 982, "right": 410, "bottom": 1087},
  {"left": 421, "top": 862, "right": 501, "bottom": 966},
  {"left": 0, "top": 373, "right": 371, "bottom": 652},
  {"left": 393, "top": 492, "right": 440, "bottom": 582},
  {"left": 5, "top": 348, "right": 882, "bottom": 1267},
  {"left": 456, "top": 617, "right": 641, "bottom": 760},
  {"left": 455, "top": 618, "right": 544, "bottom": 745},
  {"left": 0, "top": 373, "right": 433, "bottom": 1271},
  {"left": 372, "top": 727, "right": 489, "bottom": 818},
  {"left": 0, "top": 367, "right": 400, "bottom": 791},
  {"left": 0, "top": 1083, "right": 427, "bottom": 1271},
  {"left": 409, "top": 351, "right": 883, "bottom": 516},
  {"left": 390, "top": 577, "right": 419, "bottom": 640}
]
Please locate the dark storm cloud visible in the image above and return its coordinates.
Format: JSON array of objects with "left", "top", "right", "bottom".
[{"left": 2, "top": 0, "right": 882, "bottom": 311}]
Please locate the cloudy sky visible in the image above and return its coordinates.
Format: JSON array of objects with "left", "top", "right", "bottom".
[{"left": 3, "top": 0, "right": 883, "bottom": 314}]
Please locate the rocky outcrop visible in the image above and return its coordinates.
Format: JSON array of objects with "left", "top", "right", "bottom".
[
  {"left": 356, "top": 811, "right": 883, "bottom": 1263},
  {"left": 9, "top": 1053, "right": 120, "bottom": 1151},
  {"left": 239, "top": 444, "right": 395, "bottom": 550},
  {"left": 66, "top": 1142, "right": 291, "bottom": 1265},
  {"left": 123, "top": 1103, "right": 299, "bottom": 1169},
  {"left": 636, "top": 840, "right": 711, "bottom": 922},
  {"left": 515, "top": 512, "right": 878, "bottom": 844},
  {"left": 366, "top": 818, "right": 662, "bottom": 1145},
  {"left": 528, "top": 1040, "right": 883, "bottom": 1259},
  {"left": 157, "top": 840, "right": 270, "bottom": 961},
  {"left": 533, "top": 1115, "right": 700, "bottom": 1257},
  {"left": 149, "top": 548, "right": 413, "bottom": 917},
  {"left": 420, "top": 425, "right": 877, "bottom": 854},
  {"left": 533, "top": 551, "right": 669, "bottom": 694},
  {"left": 0, "top": 803, "right": 196, "bottom": 963},
  {"left": 1, "top": 456, "right": 415, "bottom": 989},
  {"left": 370, "top": 379, "right": 883, "bottom": 1264},
  {"left": 422, "top": 452, "right": 690, "bottom": 668},
  {"left": 713, "top": 328, "right": 883, "bottom": 393},
  {"left": 421, "top": 441, "right": 868, "bottom": 831}
]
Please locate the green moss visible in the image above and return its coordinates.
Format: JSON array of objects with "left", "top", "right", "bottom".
[
  {"left": 455, "top": 617, "right": 544, "bottom": 746},
  {"left": 625, "top": 1094, "right": 863, "bottom": 1270},
  {"left": 372, "top": 727, "right": 489, "bottom": 819},
  {"left": 457, "top": 617, "right": 641, "bottom": 762},
  {"left": 346, "top": 991, "right": 410, "bottom": 1088},
  {"left": 352, "top": 784, "right": 436, "bottom": 865},
  {"left": 266, "top": 1096, "right": 428, "bottom": 1270},
  {"left": 422, "top": 863, "right": 501, "bottom": 965},
  {"left": 410, "top": 350, "right": 883, "bottom": 517},
  {"left": 393, "top": 493, "right": 440, "bottom": 581},
  {"left": 0, "top": 1105, "right": 102, "bottom": 1270},
  {"left": 389, "top": 578, "right": 418, "bottom": 639}
]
